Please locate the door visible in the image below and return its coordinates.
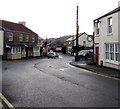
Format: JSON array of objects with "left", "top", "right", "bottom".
[
  {"left": 95, "top": 47, "right": 99, "bottom": 64},
  {"left": 26, "top": 48, "right": 28, "bottom": 57}
]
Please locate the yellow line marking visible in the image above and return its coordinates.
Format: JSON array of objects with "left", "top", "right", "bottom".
[
  {"left": 0, "top": 92, "right": 15, "bottom": 109},
  {"left": 66, "top": 63, "right": 120, "bottom": 81}
]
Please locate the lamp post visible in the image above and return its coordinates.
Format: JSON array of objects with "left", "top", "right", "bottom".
[{"left": 75, "top": 6, "right": 79, "bottom": 61}]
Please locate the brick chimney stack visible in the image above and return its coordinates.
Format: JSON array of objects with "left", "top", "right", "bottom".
[{"left": 18, "top": 21, "right": 26, "bottom": 26}]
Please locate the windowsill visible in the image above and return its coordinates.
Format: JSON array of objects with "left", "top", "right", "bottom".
[
  {"left": 105, "top": 59, "right": 120, "bottom": 65},
  {"left": 107, "top": 33, "right": 113, "bottom": 36}
]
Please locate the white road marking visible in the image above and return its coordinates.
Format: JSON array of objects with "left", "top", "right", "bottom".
[
  {"left": 60, "top": 68, "right": 64, "bottom": 71},
  {"left": 0, "top": 92, "right": 15, "bottom": 109},
  {"left": 59, "top": 56, "right": 62, "bottom": 59},
  {"left": 66, "top": 62, "right": 120, "bottom": 81}
]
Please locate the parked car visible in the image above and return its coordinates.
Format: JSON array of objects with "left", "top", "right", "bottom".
[
  {"left": 47, "top": 52, "right": 59, "bottom": 58},
  {"left": 78, "top": 50, "right": 93, "bottom": 60}
]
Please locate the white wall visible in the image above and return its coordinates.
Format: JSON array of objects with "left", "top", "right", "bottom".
[
  {"left": 74, "top": 33, "right": 93, "bottom": 47},
  {"left": 0, "top": 30, "right": 4, "bottom": 55},
  {"left": 118, "top": 11, "right": 120, "bottom": 42},
  {"left": 94, "top": 12, "right": 119, "bottom": 69}
]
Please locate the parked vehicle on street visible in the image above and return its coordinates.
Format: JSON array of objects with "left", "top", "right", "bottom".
[
  {"left": 47, "top": 52, "right": 59, "bottom": 59},
  {"left": 78, "top": 49, "right": 93, "bottom": 60}
]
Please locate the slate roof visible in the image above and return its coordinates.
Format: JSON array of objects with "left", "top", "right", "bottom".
[
  {"left": 0, "top": 20, "right": 38, "bottom": 36},
  {"left": 95, "top": 6, "right": 120, "bottom": 20}
]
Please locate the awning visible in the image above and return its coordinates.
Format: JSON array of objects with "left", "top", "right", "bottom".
[
  {"left": 6, "top": 45, "right": 11, "bottom": 48},
  {"left": 6, "top": 44, "right": 26, "bottom": 48},
  {"left": 25, "top": 44, "right": 37, "bottom": 48}
]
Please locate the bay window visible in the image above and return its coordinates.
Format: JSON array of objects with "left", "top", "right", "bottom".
[{"left": 105, "top": 43, "right": 120, "bottom": 63}]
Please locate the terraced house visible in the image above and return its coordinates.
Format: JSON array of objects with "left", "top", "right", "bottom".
[
  {"left": 93, "top": 2, "right": 120, "bottom": 70},
  {"left": 0, "top": 20, "right": 40, "bottom": 59}
]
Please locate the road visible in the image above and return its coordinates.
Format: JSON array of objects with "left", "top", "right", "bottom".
[{"left": 2, "top": 54, "right": 119, "bottom": 107}]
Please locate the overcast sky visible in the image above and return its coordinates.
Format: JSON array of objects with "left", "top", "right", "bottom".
[{"left": 0, "top": 0, "right": 120, "bottom": 39}]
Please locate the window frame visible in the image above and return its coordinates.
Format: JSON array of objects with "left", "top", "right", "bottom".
[
  {"left": 19, "top": 33, "right": 23, "bottom": 42},
  {"left": 32, "top": 36, "right": 35, "bottom": 42},
  {"left": 105, "top": 43, "right": 120, "bottom": 65},
  {"left": 26, "top": 34, "right": 29, "bottom": 42},
  {"left": 108, "top": 17, "right": 112, "bottom": 34},
  {"left": 8, "top": 32, "right": 14, "bottom": 41}
]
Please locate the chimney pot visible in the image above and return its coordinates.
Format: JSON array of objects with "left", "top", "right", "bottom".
[{"left": 18, "top": 22, "right": 26, "bottom": 26}]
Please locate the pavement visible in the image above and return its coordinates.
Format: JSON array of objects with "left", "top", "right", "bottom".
[{"left": 70, "top": 59, "right": 120, "bottom": 80}]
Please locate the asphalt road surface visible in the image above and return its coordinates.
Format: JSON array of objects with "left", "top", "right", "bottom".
[{"left": 2, "top": 54, "right": 119, "bottom": 108}]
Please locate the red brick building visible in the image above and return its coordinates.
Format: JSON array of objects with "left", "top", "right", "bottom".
[{"left": 0, "top": 20, "right": 40, "bottom": 59}]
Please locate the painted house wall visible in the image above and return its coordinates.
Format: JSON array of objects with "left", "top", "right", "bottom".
[
  {"left": 74, "top": 33, "right": 93, "bottom": 47},
  {"left": 94, "top": 10, "right": 120, "bottom": 70},
  {"left": 118, "top": 11, "right": 120, "bottom": 42},
  {"left": 99, "top": 13, "right": 118, "bottom": 65},
  {"left": 0, "top": 30, "right": 4, "bottom": 55}
]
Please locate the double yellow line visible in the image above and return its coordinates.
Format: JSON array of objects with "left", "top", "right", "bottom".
[{"left": 0, "top": 92, "right": 15, "bottom": 109}]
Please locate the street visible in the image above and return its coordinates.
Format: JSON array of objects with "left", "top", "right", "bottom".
[{"left": 2, "top": 54, "right": 119, "bottom": 107}]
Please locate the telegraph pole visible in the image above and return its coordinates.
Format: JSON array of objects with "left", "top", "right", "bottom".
[
  {"left": 75, "top": 6, "right": 79, "bottom": 61},
  {"left": 46, "top": 36, "right": 48, "bottom": 55}
]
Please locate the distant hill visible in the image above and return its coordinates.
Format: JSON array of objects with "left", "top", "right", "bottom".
[{"left": 43, "top": 36, "right": 72, "bottom": 48}]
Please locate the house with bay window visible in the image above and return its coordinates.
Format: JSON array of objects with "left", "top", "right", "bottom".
[
  {"left": 93, "top": 3, "right": 120, "bottom": 70},
  {"left": 0, "top": 20, "right": 40, "bottom": 59}
]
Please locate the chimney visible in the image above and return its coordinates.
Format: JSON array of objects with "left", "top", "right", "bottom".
[
  {"left": 18, "top": 21, "right": 26, "bottom": 26},
  {"left": 118, "top": 1, "right": 120, "bottom": 7}
]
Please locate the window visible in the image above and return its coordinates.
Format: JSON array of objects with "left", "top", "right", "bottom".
[
  {"left": 83, "top": 41, "right": 86, "bottom": 47},
  {"left": 13, "top": 48, "right": 16, "bottom": 53},
  {"left": 105, "top": 43, "right": 120, "bottom": 63},
  {"left": 32, "top": 36, "right": 35, "bottom": 42},
  {"left": 108, "top": 17, "right": 112, "bottom": 34},
  {"left": 115, "top": 44, "right": 120, "bottom": 61},
  {"left": 33, "top": 47, "right": 39, "bottom": 52},
  {"left": 8, "top": 32, "right": 13, "bottom": 41},
  {"left": 19, "top": 34, "right": 23, "bottom": 42},
  {"left": 110, "top": 44, "right": 114, "bottom": 60},
  {"left": 96, "top": 22, "right": 100, "bottom": 35},
  {"left": 11, "top": 47, "right": 21, "bottom": 54},
  {"left": 26, "top": 34, "right": 29, "bottom": 42},
  {"left": 105, "top": 44, "right": 109, "bottom": 60}
]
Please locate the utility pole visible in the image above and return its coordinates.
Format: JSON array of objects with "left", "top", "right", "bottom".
[
  {"left": 46, "top": 36, "right": 48, "bottom": 55},
  {"left": 72, "top": 34, "right": 74, "bottom": 56},
  {"left": 75, "top": 6, "right": 79, "bottom": 61}
]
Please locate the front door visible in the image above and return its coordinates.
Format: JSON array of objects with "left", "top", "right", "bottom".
[{"left": 95, "top": 47, "right": 99, "bottom": 64}]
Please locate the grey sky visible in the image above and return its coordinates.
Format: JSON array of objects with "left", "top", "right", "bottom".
[{"left": 0, "top": 0, "right": 120, "bottom": 38}]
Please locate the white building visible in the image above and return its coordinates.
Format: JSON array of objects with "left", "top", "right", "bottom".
[
  {"left": 74, "top": 32, "right": 93, "bottom": 47},
  {"left": 65, "top": 32, "right": 93, "bottom": 55},
  {"left": 93, "top": 3, "right": 120, "bottom": 70}
]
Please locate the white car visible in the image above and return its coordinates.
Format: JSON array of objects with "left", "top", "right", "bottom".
[{"left": 47, "top": 52, "right": 59, "bottom": 58}]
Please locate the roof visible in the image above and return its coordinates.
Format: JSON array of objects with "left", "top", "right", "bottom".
[
  {"left": 0, "top": 20, "right": 38, "bottom": 36},
  {"left": 95, "top": 6, "right": 120, "bottom": 21},
  {"left": 66, "top": 32, "right": 88, "bottom": 41}
]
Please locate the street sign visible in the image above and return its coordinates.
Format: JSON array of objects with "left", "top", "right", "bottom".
[{"left": 0, "top": 30, "right": 4, "bottom": 55}]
